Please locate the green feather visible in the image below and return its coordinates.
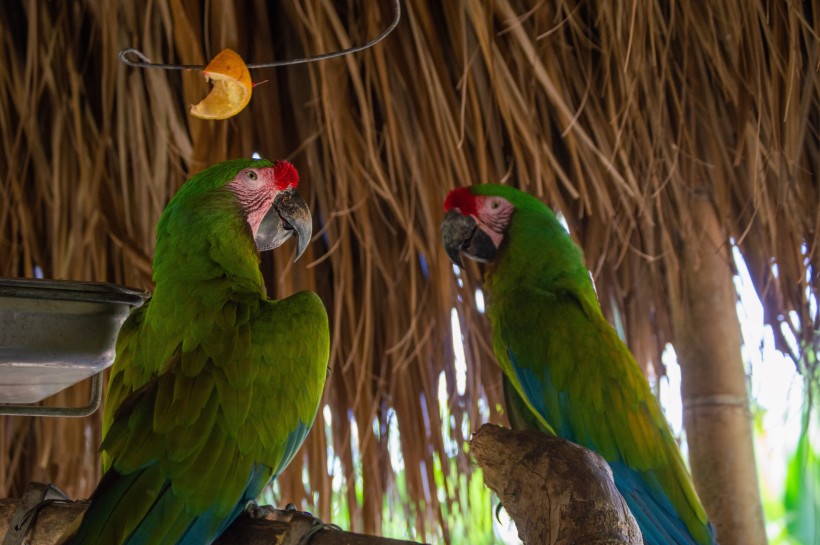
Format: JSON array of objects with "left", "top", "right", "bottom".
[
  {"left": 467, "top": 184, "right": 713, "bottom": 544},
  {"left": 180, "top": 344, "right": 209, "bottom": 377},
  {"left": 75, "top": 159, "right": 330, "bottom": 545}
]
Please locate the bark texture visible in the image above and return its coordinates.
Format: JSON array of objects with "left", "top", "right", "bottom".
[
  {"left": 0, "top": 494, "right": 425, "bottom": 545},
  {"left": 470, "top": 424, "right": 643, "bottom": 545}
]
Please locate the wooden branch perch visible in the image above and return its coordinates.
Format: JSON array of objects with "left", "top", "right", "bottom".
[
  {"left": 470, "top": 424, "right": 643, "bottom": 545},
  {"left": 0, "top": 488, "right": 426, "bottom": 545}
]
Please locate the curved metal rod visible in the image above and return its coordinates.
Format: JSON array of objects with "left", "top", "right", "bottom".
[
  {"left": 119, "top": 0, "right": 401, "bottom": 71},
  {"left": 0, "top": 371, "right": 103, "bottom": 418}
]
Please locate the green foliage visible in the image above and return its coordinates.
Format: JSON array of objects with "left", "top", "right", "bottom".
[
  {"left": 377, "top": 435, "right": 498, "bottom": 543},
  {"left": 757, "top": 374, "right": 820, "bottom": 545},
  {"left": 437, "top": 462, "right": 497, "bottom": 545},
  {"left": 781, "top": 382, "right": 820, "bottom": 545},
  {"left": 264, "top": 397, "right": 502, "bottom": 544}
]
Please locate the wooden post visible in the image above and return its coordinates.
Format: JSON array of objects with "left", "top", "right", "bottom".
[
  {"left": 470, "top": 424, "right": 643, "bottom": 545},
  {"left": 669, "top": 192, "right": 767, "bottom": 545}
]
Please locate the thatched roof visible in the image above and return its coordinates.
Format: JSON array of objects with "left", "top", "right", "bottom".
[{"left": 1, "top": 0, "right": 817, "bottom": 540}]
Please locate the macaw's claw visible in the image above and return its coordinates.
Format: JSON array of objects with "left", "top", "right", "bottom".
[
  {"left": 285, "top": 502, "right": 313, "bottom": 517},
  {"left": 495, "top": 501, "right": 505, "bottom": 524},
  {"left": 243, "top": 501, "right": 294, "bottom": 521},
  {"left": 243, "top": 501, "right": 341, "bottom": 541}
]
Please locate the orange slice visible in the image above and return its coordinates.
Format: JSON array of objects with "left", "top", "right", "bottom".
[{"left": 190, "top": 48, "right": 252, "bottom": 119}]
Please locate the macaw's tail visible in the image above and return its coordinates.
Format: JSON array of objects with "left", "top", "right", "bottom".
[
  {"left": 69, "top": 464, "right": 272, "bottom": 545},
  {"left": 610, "top": 461, "right": 718, "bottom": 545}
]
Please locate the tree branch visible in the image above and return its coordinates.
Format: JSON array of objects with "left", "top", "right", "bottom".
[
  {"left": 0, "top": 492, "right": 425, "bottom": 545},
  {"left": 469, "top": 424, "right": 643, "bottom": 545}
]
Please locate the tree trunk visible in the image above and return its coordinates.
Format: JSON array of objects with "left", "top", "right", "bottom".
[
  {"left": 669, "top": 191, "right": 767, "bottom": 544},
  {"left": 470, "top": 424, "right": 643, "bottom": 545}
]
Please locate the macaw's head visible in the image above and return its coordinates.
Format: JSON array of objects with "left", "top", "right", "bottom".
[
  {"left": 224, "top": 159, "right": 312, "bottom": 260},
  {"left": 442, "top": 184, "right": 544, "bottom": 267},
  {"left": 442, "top": 184, "right": 590, "bottom": 292},
  {"left": 441, "top": 184, "right": 560, "bottom": 267},
  {"left": 167, "top": 158, "right": 312, "bottom": 261}
]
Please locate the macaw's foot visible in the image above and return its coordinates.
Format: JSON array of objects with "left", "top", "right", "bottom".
[
  {"left": 244, "top": 500, "right": 313, "bottom": 521},
  {"left": 245, "top": 500, "right": 302, "bottom": 522},
  {"left": 495, "top": 501, "right": 505, "bottom": 523},
  {"left": 243, "top": 501, "right": 342, "bottom": 542},
  {"left": 284, "top": 502, "right": 314, "bottom": 518}
]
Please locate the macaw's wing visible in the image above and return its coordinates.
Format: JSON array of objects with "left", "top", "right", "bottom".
[
  {"left": 491, "top": 285, "right": 714, "bottom": 545},
  {"left": 75, "top": 291, "right": 328, "bottom": 545},
  {"left": 100, "top": 299, "right": 149, "bottom": 461},
  {"left": 501, "top": 373, "right": 546, "bottom": 432}
]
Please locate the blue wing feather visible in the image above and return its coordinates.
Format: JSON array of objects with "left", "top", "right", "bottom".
[
  {"left": 610, "top": 461, "right": 716, "bottom": 545},
  {"left": 78, "top": 421, "right": 312, "bottom": 545},
  {"left": 509, "top": 349, "right": 716, "bottom": 545}
]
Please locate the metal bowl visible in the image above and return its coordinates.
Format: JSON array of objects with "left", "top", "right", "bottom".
[{"left": 0, "top": 278, "right": 149, "bottom": 404}]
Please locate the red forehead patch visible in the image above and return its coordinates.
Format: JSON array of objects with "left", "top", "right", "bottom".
[
  {"left": 273, "top": 160, "right": 299, "bottom": 189},
  {"left": 444, "top": 187, "right": 477, "bottom": 216}
]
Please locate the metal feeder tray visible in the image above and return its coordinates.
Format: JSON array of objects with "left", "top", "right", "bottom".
[{"left": 0, "top": 278, "right": 148, "bottom": 417}]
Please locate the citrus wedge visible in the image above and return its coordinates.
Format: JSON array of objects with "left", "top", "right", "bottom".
[{"left": 190, "top": 48, "right": 252, "bottom": 120}]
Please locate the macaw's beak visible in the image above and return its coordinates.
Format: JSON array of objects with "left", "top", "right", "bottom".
[
  {"left": 255, "top": 187, "right": 312, "bottom": 261},
  {"left": 440, "top": 209, "right": 497, "bottom": 267}
]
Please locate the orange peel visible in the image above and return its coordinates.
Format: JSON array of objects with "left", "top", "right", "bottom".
[{"left": 190, "top": 48, "right": 252, "bottom": 120}]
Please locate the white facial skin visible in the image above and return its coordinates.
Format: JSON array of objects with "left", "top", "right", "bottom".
[
  {"left": 226, "top": 167, "right": 281, "bottom": 239},
  {"left": 473, "top": 195, "right": 515, "bottom": 249}
]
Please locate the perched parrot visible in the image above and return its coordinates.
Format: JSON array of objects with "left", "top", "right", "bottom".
[
  {"left": 441, "top": 184, "right": 717, "bottom": 545},
  {"left": 64, "top": 158, "right": 329, "bottom": 545}
]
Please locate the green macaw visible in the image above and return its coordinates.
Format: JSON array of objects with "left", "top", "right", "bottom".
[
  {"left": 441, "top": 184, "right": 717, "bottom": 545},
  {"left": 65, "top": 158, "right": 329, "bottom": 545}
]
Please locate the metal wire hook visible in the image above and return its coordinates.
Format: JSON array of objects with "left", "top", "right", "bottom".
[{"left": 119, "top": 0, "right": 401, "bottom": 71}]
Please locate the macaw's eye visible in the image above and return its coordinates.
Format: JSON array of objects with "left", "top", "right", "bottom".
[
  {"left": 491, "top": 200, "right": 500, "bottom": 209},
  {"left": 247, "top": 170, "right": 258, "bottom": 181}
]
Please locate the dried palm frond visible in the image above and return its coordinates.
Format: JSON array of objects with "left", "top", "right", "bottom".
[{"left": 0, "top": 0, "right": 817, "bottom": 541}]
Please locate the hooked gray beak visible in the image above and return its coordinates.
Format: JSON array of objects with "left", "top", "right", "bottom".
[
  {"left": 255, "top": 187, "right": 312, "bottom": 261},
  {"left": 440, "top": 209, "right": 497, "bottom": 267}
]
